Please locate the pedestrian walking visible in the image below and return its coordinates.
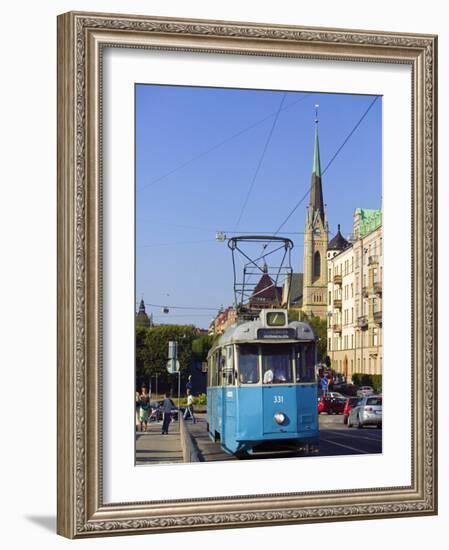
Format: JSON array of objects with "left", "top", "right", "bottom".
[
  {"left": 137, "top": 385, "right": 151, "bottom": 432},
  {"left": 183, "top": 389, "right": 196, "bottom": 423},
  {"left": 161, "top": 392, "right": 172, "bottom": 435},
  {"left": 186, "top": 374, "right": 193, "bottom": 394}
]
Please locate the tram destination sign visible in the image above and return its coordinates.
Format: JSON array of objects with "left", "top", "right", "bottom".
[{"left": 257, "top": 328, "right": 296, "bottom": 340}]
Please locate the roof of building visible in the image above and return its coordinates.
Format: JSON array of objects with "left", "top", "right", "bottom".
[
  {"left": 288, "top": 273, "right": 303, "bottom": 306},
  {"left": 328, "top": 224, "right": 350, "bottom": 251},
  {"left": 250, "top": 272, "right": 283, "bottom": 306},
  {"left": 355, "top": 208, "right": 382, "bottom": 238},
  {"left": 136, "top": 299, "right": 152, "bottom": 327}
]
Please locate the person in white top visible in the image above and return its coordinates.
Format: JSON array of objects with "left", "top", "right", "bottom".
[
  {"left": 263, "top": 368, "right": 274, "bottom": 384},
  {"left": 183, "top": 389, "right": 196, "bottom": 423}
]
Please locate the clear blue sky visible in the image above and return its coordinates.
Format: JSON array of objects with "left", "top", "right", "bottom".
[{"left": 136, "top": 84, "right": 382, "bottom": 328}]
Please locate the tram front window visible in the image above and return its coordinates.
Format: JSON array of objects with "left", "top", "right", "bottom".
[
  {"left": 261, "top": 345, "right": 293, "bottom": 384},
  {"left": 238, "top": 344, "right": 259, "bottom": 384},
  {"left": 295, "top": 344, "right": 316, "bottom": 382}
]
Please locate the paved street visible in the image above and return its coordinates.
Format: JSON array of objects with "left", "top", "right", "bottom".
[
  {"left": 135, "top": 412, "right": 382, "bottom": 465},
  {"left": 316, "top": 417, "right": 382, "bottom": 457},
  {"left": 184, "top": 413, "right": 381, "bottom": 462}
]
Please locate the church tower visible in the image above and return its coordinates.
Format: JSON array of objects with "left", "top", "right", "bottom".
[{"left": 302, "top": 110, "right": 329, "bottom": 319}]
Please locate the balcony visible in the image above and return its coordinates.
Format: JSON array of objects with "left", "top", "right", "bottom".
[
  {"left": 357, "top": 315, "right": 368, "bottom": 330},
  {"left": 373, "top": 281, "right": 382, "bottom": 295},
  {"left": 332, "top": 322, "right": 342, "bottom": 333},
  {"left": 333, "top": 274, "right": 342, "bottom": 285},
  {"left": 333, "top": 298, "right": 342, "bottom": 309},
  {"left": 374, "top": 310, "right": 382, "bottom": 324},
  {"left": 368, "top": 255, "right": 379, "bottom": 266}
]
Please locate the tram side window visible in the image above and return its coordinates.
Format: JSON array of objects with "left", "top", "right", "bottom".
[
  {"left": 208, "top": 354, "right": 215, "bottom": 387},
  {"left": 223, "top": 346, "right": 235, "bottom": 386},
  {"left": 261, "top": 345, "right": 293, "bottom": 384},
  {"left": 295, "top": 344, "right": 316, "bottom": 383},
  {"left": 215, "top": 350, "right": 222, "bottom": 387},
  {"left": 238, "top": 344, "right": 259, "bottom": 384}
]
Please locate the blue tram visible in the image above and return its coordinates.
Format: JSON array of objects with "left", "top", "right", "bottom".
[{"left": 207, "top": 309, "right": 318, "bottom": 456}]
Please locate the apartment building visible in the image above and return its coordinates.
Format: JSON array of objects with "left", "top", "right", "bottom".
[{"left": 327, "top": 209, "right": 382, "bottom": 381}]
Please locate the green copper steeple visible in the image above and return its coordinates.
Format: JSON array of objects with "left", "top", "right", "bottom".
[
  {"left": 312, "top": 123, "right": 322, "bottom": 178},
  {"left": 309, "top": 113, "right": 325, "bottom": 223}
]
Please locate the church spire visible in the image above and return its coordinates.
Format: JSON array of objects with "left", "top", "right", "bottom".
[{"left": 309, "top": 106, "right": 325, "bottom": 223}]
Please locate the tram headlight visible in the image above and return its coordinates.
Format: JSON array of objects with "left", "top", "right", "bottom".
[{"left": 274, "top": 412, "right": 286, "bottom": 425}]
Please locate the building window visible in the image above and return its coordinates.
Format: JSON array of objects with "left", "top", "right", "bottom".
[{"left": 314, "top": 251, "right": 321, "bottom": 279}]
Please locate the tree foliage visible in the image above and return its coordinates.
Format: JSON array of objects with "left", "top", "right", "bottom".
[
  {"left": 191, "top": 333, "right": 214, "bottom": 360},
  {"left": 136, "top": 325, "right": 213, "bottom": 393},
  {"left": 352, "top": 373, "right": 382, "bottom": 393}
]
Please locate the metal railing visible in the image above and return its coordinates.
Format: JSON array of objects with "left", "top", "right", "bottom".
[{"left": 357, "top": 315, "right": 368, "bottom": 329}]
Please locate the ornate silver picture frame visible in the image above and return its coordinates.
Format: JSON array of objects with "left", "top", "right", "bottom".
[{"left": 57, "top": 11, "right": 437, "bottom": 538}]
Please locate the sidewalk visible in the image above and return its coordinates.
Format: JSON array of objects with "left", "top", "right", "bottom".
[
  {"left": 135, "top": 420, "right": 183, "bottom": 465},
  {"left": 183, "top": 413, "right": 234, "bottom": 462}
]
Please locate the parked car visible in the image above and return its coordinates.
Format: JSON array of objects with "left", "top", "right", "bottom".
[
  {"left": 333, "top": 383, "right": 359, "bottom": 396},
  {"left": 318, "top": 395, "right": 346, "bottom": 415},
  {"left": 357, "top": 385, "right": 375, "bottom": 397},
  {"left": 343, "top": 397, "right": 360, "bottom": 424},
  {"left": 347, "top": 396, "right": 382, "bottom": 428},
  {"left": 325, "top": 391, "right": 346, "bottom": 400}
]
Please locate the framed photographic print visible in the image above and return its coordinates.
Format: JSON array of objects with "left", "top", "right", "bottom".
[{"left": 57, "top": 11, "right": 438, "bottom": 538}]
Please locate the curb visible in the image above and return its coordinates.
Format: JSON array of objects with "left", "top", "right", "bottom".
[{"left": 179, "top": 416, "right": 200, "bottom": 462}]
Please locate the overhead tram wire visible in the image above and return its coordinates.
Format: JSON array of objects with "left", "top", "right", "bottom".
[
  {"left": 272, "top": 96, "right": 380, "bottom": 237},
  {"left": 234, "top": 92, "right": 287, "bottom": 230},
  {"left": 137, "top": 92, "right": 312, "bottom": 192},
  {"left": 140, "top": 302, "right": 220, "bottom": 311}
]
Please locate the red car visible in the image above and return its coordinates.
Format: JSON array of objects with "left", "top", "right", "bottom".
[
  {"left": 343, "top": 397, "right": 360, "bottom": 424},
  {"left": 318, "top": 395, "right": 346, "bottom": 415}
]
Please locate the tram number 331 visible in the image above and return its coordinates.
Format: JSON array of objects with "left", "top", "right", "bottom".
[{"left": 273, "top": 395, "right": 284, "bottom": 404}]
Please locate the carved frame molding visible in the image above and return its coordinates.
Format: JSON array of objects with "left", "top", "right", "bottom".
[{"left": 57, "top": 12, "right": 437, "bottom": 538}]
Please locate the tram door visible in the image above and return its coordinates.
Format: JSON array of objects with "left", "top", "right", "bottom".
[{"left": 222, "top": 346, "right": 236, "bottom": 445}]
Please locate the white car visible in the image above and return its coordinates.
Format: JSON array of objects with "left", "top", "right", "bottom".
[
  {"left": 348, "top": 396, "right": 382, "bottom": 428},
  {"left": 357, "top": 385, "right": 374, "bottom": 397}
]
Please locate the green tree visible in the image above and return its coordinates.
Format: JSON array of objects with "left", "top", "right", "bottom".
[
  {"left": 192, "top": 333, "right": 214, "bottom": 361},
  {"left": 136, "top": 325, "right": 149, "bottom": 378},
  {"left": 136, "top": 324, "right": 197, "bottom": 392}
]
